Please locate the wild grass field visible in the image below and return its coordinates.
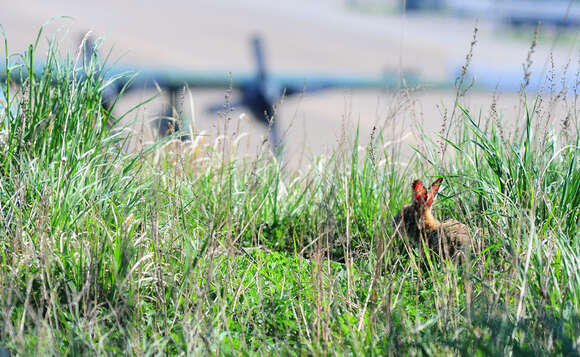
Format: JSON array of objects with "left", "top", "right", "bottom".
[{"left": 0, "top": 27, "right": 579, "bottom": 356}]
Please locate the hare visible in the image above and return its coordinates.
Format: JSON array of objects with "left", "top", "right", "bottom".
[{"left": 394, "top": 178, "right": 470, "bottom": 263}]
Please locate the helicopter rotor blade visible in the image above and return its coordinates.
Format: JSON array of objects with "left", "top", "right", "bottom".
[
  {"left": 251, "top": 35, "right": 267, "bottom": 82},
  {"left": 80, "top": 34, "right": 97, "bottom": 67}
]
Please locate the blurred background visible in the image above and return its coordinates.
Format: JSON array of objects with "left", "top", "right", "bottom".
[{"left": 2, "top": 0, "right": 579, "bottom": 168}]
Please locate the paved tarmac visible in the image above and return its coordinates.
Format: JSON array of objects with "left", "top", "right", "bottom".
[{"left": 2, "top": 0, "right": 578, "bottom": 168}]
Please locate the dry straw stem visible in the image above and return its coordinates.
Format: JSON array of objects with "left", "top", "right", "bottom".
[{"left": 440, "top": 23, "right": 478, "bottom": 159}]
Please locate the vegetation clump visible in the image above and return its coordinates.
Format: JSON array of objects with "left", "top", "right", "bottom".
[{"left": 0, "top": 28, "right": 579, "bottom": 355}]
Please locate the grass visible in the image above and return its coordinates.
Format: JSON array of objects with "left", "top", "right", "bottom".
[{"left": 0, "top": 27, "right": 579, "bottom": 356}]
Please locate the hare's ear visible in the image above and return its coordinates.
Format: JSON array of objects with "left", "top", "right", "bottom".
[
  {"left": 412, "top": 180, "right": 427, "bottom": 204},
  {"left": 426, "top": 178, "right": 443, "bottom": 206}
]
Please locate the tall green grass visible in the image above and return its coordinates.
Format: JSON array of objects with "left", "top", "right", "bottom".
[{"left": 0, "top": 30, "right": 579, "bottom": 355}]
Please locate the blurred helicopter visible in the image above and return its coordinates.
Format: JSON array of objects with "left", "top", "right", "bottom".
[{"left": 94, "top": 35, "right": 435, "bottom": 148}]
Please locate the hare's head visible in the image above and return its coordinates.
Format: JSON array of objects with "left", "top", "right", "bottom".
[
  {"left": 411, "top": 178, "right": 442, "bottom": 216},
  {"left": 394, "top": 178, "right": 443, "bottom": 235}
]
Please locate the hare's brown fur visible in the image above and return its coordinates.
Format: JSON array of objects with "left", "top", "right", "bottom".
[{"left": 394, "top": 178, "right": 469, "bottom": 262}]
